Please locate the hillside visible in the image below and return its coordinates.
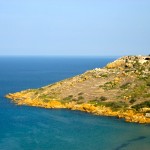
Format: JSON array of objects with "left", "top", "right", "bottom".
[{"left": 6, "top": 56, "right": 150, "bottom": 123}]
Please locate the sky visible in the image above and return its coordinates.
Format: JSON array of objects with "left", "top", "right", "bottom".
[{"left": 0, "top": 0, "right": 150, "bottom": 56}]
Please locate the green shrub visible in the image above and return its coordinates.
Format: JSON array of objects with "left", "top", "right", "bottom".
[
  {"left": 78, "top": 92, "right": 84, "bottom": 95},
  {"left": 34, "top": 91, "right": 39, "bottom": 95},
  {"left": 63, "top": 95, "right": 73, "bottom": 101},
  {"left": 132, "top": 101, "right": 150, "bottom": 110},
  {"left": 94, "top": 101, "right": 128, "bottom": 111},
  {"left": 68, "top": 95, "right": 73, "bottom": 98},
  {"left": 103, "top": 81, "right": 115, "bottom": 90},
  {"left": 39, "top": 94, "right": 49, "bottom": 99},
  {"left": 143, "top": 93, "right": 150, "bottom": 98},
  {"left": 78, "top": 96, "right": 84, "bottom": 100},
  {"left": 104, "top": 101, "right": 128, "bottom": 110},
  {"left": 100, "top": 96, "right": 107, "bottom": 101},
  {"left": 146, "top": 77, "right": 150, "bottom": 86},
  {"left": 129, "top": 98, "right": 136, "bottom": 104},
  {"left": 120, "top": 82, "right": 130, "bottom": 89},
  {"left": 101, "top": 74, "right": 108, "bottom": 78}
]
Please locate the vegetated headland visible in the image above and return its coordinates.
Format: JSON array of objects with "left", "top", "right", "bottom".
[{"left": 6, "top": 56, "right": 150, "bottom": 124}]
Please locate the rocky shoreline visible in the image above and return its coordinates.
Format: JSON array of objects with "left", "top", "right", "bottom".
[{"left": 6, "top": 93, "right": 150, "bottom": 124}]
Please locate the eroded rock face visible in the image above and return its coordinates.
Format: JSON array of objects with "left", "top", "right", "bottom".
[{"left": 5, "top": 55, "right": 150, "bottom": 124}]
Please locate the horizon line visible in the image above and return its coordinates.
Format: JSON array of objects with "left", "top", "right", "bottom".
[{"left": 0, "top": 54, "right": 122, "bottom": 57}]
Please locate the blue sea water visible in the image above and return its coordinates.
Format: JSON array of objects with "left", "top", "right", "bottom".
[{"left": 0, "top": 56, "right": 149, "bottom": 150}]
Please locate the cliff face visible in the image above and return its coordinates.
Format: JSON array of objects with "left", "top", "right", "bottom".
[{"left": 6, "top": 56, "right": 150, "bottom": 123}]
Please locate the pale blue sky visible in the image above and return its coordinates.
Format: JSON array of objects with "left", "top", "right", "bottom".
[{"left": 0, "top": 0, "right": 149, "bottom": 56}]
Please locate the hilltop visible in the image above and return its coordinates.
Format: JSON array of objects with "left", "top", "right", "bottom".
[{"left": 6, "top": 56, "right": 150, "bottom": 123}]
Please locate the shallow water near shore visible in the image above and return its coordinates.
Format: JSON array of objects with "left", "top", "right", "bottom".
[{"left": 0, "top": 56, "right": 150, "bottom": 150}]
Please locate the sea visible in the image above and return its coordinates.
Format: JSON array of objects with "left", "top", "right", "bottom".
[{"left": 0, "top": 56, "right": 149, "bottom": 150}]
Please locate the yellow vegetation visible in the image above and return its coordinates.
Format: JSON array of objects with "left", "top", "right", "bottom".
[{"left": 106, "top": 60, "right": 125, "bottom": 69}]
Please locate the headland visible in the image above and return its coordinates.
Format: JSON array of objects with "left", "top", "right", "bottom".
[{"left": 6, "top": 56, "right": 150, "bottom": 123}]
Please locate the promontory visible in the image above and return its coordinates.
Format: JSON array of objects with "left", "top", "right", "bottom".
[{"left": 6, "top": 56, "right": 150, "bottom": 123}]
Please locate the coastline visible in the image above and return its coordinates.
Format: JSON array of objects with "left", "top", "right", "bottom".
[
  {"left": 5, "top": 55, "right": 150, "bottom": 124},
  {"left": 6, "top": 93, "right": 150, "bottom": 124}
]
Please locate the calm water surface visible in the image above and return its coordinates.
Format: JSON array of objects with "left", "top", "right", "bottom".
[{"left": 0, "top": 56, "right": 149, "bottom": 150}]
